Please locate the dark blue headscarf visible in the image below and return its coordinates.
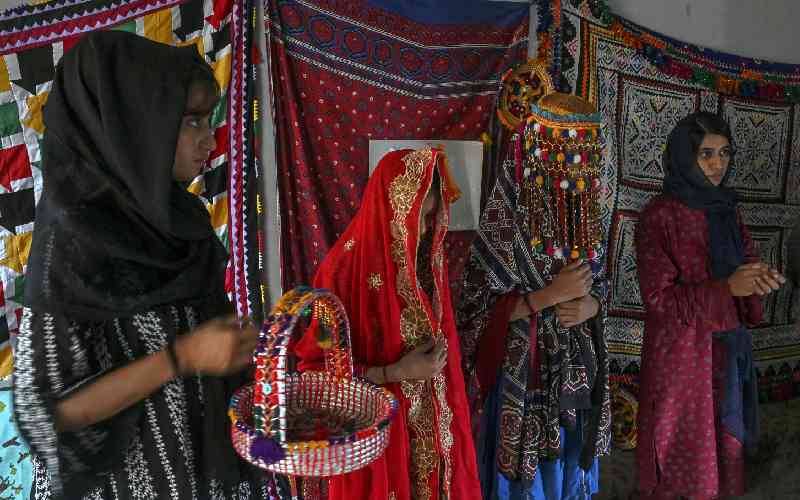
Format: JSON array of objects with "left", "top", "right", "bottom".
[{"left": 662, "top": 112, "right": 744, "bottom": 279}]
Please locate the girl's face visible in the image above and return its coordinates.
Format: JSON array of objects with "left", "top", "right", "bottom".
[
  {"left": 696, "top": 133, "right": 732, "bottom": 186},
  {"left": 172, "top": 81, "right": 218, "bottom": 183},
  {"left": 420, "top": 185, "right": 440, "bottom": 236}
]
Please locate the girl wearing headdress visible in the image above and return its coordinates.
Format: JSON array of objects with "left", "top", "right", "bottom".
[{"left": 458, "top": 93, "right": 612, "bottom": 499}]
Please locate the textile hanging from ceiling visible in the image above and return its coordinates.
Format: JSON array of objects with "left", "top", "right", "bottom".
[{"left": 267, "top": 0, "right": 530, "bottom": 290}]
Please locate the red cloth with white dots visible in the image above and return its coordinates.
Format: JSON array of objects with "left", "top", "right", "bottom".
[
  {"left": 267, "top": 0, "right": 529, "bottom": 290},
  {"left": 635, "top": 195, "right": 762, "bottom": 499}
]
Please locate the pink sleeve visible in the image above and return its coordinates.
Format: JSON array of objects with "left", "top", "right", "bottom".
[
  {"left": 735, "top": 211, "right": 764, "bottom": 327},
  {"left": 636, "top": 206, "right": 739, "bottom": 333}
]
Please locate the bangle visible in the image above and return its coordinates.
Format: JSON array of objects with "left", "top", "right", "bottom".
[
  {"left": 165, "top": 340, "right": 182, "bottom": 378},
  {"left": 524, "top": 294, "right": 538, "bottom": 314}
]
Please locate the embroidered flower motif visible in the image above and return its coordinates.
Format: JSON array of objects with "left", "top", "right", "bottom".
[
  {"left": 344, "top": 239, "right": 355, "bottom": 251},
  {"left": 367, "top": 273, "right": 383, "bottom": 291}
]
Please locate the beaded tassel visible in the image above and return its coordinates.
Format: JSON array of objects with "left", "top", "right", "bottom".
[{"left": 522, "top": 120, "right": 604, "bottom": 264}]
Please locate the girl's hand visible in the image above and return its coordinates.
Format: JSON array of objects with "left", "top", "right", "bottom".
[
  {"left": 556, "top": 295, "right": 600, "bottom": 328},
  {"left": 728, "top": 263, "right": 785, "bottom": 297},
  {"left": 387, "top": 338, "right": 447, "bottom": 382},
  {"left": 549, "top": 261, "right": 593, "bottom": 304},
  {"left": 176, "top": 315, "right": 259, "bottom": 375}
]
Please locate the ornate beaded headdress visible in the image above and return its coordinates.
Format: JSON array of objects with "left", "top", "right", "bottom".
[
  {"left": 521, "top": 92, "right": 605, "bottom": 264},
  {"left": 497, "top": 58, "right": 555, "bottom": 130}
]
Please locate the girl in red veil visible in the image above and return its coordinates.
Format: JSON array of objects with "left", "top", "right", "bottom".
[{"left": 294, "top": 147, "right": 481, "bottom": 500}]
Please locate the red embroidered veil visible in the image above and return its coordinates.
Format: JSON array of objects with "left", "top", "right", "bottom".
[{"left": 294, "top": 148, "right": 480, "bottom": 500}]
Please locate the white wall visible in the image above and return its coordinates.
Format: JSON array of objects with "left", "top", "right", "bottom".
[
  {"left": 606, "top": 0, "right": 800, "bottom": 64},
  {"left": 496, "top": 0, "right": 800, "bottom": 65},
  {"left": 0, "top": 0, "right": 22, "bottom": 10}
]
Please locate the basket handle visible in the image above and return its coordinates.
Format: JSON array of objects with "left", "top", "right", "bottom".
[{"left": 253, "top": 286, "right": 354, "bottom": 444}]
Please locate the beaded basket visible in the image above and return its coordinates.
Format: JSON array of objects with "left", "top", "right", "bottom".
[{"left": 229, "top": 287, "right": 398, "bottom": 477}]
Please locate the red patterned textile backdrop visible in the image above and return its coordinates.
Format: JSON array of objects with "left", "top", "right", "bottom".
[{"left": 266, "top": 0, "right": 530, "bottom": 289}]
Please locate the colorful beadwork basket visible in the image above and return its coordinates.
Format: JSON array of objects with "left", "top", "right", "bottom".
[{"left": 229, "top": 287, "right": 398, "bottom": 476}]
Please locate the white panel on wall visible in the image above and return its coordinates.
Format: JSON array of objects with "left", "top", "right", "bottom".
[
  {"left": 369, "top": 140, "right": 484, "bottom": 231},
  {"left": 0, "top": 0, "right": 25, "bottom": 10}
]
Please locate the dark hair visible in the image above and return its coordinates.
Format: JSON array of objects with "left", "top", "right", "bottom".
[
  {"left": 430, "top": 169, "right": 441, "bottom": 194},
  {"left": 186, "top": 64, "right": 221, "bottom": 115},
  {"left": 684, "top": 111, "right": 734, "bottom": 155}
]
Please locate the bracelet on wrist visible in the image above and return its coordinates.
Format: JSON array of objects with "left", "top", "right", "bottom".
[
  {"left": 524, "top": 294, "right": 538, "bottom": 314},
  {"left": 165, "top": 340, "right": 182, "bottom": 378}
]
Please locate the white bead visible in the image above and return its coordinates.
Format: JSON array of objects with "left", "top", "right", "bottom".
[
  {"left": 554, "top": 248, "right": 563, "bottom": 259},
  {"left": 533, "top": 123, "right": 541, "bottom": 132},
  {"left": 523, "top": 167, "right": 531, "bottom": 177},
  {"left": 534, "top": 147, "right": 542, "bottom": 158},
  {"left": 573, "top": 154, "right": 582, "bottom": 164},
  {"left": 569, "top": 129, "right": 578, "bottom": 138},
  {"left": 560, "top": 180, "right": 569, "bottom": 190}
]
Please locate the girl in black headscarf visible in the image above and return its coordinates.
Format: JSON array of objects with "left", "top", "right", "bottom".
[
  {"left": 13, "top": 31, "right": 267, "bottom": 499},
  {"left": 635, "top": 112, "right": 784, "bottom": 499}
]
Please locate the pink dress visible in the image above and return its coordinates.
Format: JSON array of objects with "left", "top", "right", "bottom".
[{"left": 635, "top": 195, "right": 762, "bottom": 499}]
